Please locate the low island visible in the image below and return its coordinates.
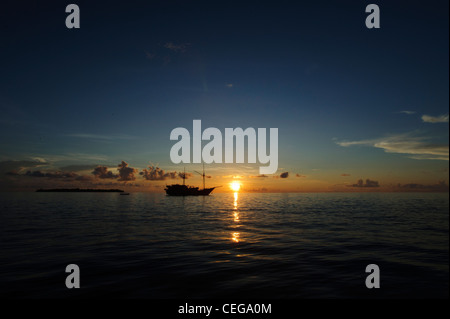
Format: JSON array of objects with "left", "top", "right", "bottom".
[{"left": 36, "top": 188, "right": 124, "bottom": 192}]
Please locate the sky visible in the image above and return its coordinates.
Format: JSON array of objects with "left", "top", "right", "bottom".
[{"left": 0, "top": 0, "right": 448, "bottom": 192}]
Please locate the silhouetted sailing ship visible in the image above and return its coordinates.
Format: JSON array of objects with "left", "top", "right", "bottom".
[{"left": 165, "top": 166, "right": 217, "bottom": 196}]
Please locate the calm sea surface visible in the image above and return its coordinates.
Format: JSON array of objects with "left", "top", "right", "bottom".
[{"left": 0, "top": 192, "right": 448, "bottom": 298}]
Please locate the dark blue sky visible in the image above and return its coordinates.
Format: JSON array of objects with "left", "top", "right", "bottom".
[{"left": 0, "top": 0, "right": 448, "bottom": 190}]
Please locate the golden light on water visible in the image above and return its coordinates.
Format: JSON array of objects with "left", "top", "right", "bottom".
[
  {"left": 233, "top": 192, "right": 239, "bottom": 220},
  {"left": 230, "top": 181, "right": 241, "bottom": 192},
  {"left": 232, "top": 191, "right": 240, "bottom": 242}
]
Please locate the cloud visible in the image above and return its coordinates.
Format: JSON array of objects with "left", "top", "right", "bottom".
[
  {"left": 140, "top": 166, "right": 183, "bottom": 181},
  {"left": 144, "top": 42, "right": 191, "bottom": 65},
  {"left": 67, "top": 133, "right": 137, "bottom": 140},
  {"left": 30, "top": 153, "right": 109, "bottom": 163},
  {"left": 178, "top": 172, "right": 193, "bottom": 179},
  {"left": 296, "top": 174, "right": 306, "bottom": 178},
  {"left": 5, "top": 170, "right": 20, "bottom": 176},
  {"left": 164, "top": 42, "right": 190, "bottom": 53},
  {"left": 30, "top": 157, "right": 48, "bottom": 163},
  {"left": 421, "top": 114, "right": 449, "bottom": 123},
  {"left": 364, "top": 179, "right": 380, "bottom": 187},
  {"left": 226, "top": 83, "right": 233, "bottom": 88},
  {"left": 24, "top": 171, "right": 49, "bottom": 178},
  {"left": 60, "top": 164, "right": 99, "bottom": 172},
  {"left": 24, "top": 170, "right": 78, "bottom": 179},
  {"left": 145, "top": 51, "right": 156, "bottom": 60},
  {"left": 75, "top": 175, "right": 95, "bottom": 182},
  {"left": 92, "top": 181, "right": 141, "bottom": 188},
  {"left": 272, "top": 172, "right": 289, "bottom": 179},
  {"left": 280, "top": 172, "right": 289, "bottom": 178},
  {"left": 163, "top": 56, "right": 171, "bottom": 65},
  {"left": 397, "top": 181, "right": 448, "bottom": 192},
  {"left": 247, "top": 187, "right": 269, "bottom": 192},
  {"left": 341, "top": 173, "right": 351, "bottom": 177},
  {"left": 398, "top": 110, "right": 416, "bottom": 115},
  {"left": 249, "top": 174, "right": 269, "bottom": 178},
  {"left": 92, "top": 166, "right": 118, "bottom": 179},
  {"left": 336, "top": 132, "right": 449, "bottom": 161},
  {"left": 0, "top": 160, "right": 48, "bottom": 175},
  {"left": 117, "top": 161, "right": 138, "bottom": 181},
  {"left": 407, "top": 154, "right": 450, "bottom": 160},
  {"left": 350, "top": 178, "right": 380, "bottom": 188}
]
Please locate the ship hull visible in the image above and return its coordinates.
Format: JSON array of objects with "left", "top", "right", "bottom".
[{"left": 165, "top": 186, "right": 215, "bottom": 196}]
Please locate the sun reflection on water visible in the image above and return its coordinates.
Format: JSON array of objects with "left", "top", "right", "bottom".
[{"left": 232, "top": 192, "right": 240, "bottom": 242}]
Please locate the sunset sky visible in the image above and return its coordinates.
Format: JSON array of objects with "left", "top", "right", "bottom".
[{"left": 0, "top": 1, "right": 448, "bottom": 192}]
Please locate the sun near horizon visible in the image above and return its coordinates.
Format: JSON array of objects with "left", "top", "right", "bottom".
[{"left": 230, "top": 181, "right": 241, "bottom": 192}]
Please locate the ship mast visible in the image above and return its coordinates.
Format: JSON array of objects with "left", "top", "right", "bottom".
[{"left": 194, "top": 163, "right": 206, "bottom": 190}]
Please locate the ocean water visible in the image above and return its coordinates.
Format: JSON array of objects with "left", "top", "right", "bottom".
[{"left": 0, "top": 192, "right": 448, "bottom": 299}]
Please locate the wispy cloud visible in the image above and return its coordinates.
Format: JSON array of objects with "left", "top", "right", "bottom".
[
  {"left": 421, "top": 114, "right": 449, "bottom": 123},
  {"left": 249, "top": 174, "right": 269, "bottom": 178},
  {"left": 144, "top": 42, "right": 191, "bottom": 65},
  {"left": 60, "top": 164, "right": 99, "bottom": 172},
  {"left": 30, "top": 157, "right": 48, "bottom": 163},
  {"left": 336, "top": 132, "right": 449, "bottom": 161},
  {"left": 66, "top": 133, "right": 137, "bottom": 140},
  {"left": 24, "top": 171, "right": 78, "bottom": 179},
  {"left": 164, "top": 42, "right": 191, "bottom": 53},
  {"left": 29, "top": 153, "right": 109, "bottom": 164},
  {"left": 0, "top": 160, "right": 49, "bottom": 175},
  {"left": 397, "top": 181, "right": 448, "bottom": 192},
  {"left": 398, "top": 110, "right": 416, "bottom": 115},
  {"left": 145, "top": 51, "right": 156, "bottom": 60}
]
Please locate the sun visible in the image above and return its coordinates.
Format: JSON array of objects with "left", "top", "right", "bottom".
[{"left": 230, "top": 181, "right": 241, "bottom": 192}]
